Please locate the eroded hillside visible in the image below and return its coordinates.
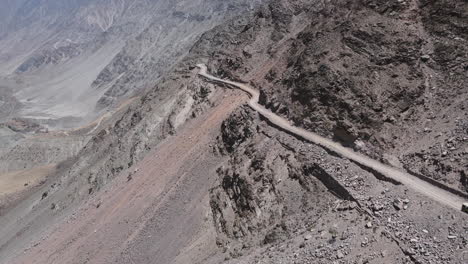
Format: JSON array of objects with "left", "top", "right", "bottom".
[
  {"left": 0, "top": 0, "right": 264, "bottom": 210},
  {"left": 0, "top": 0, "right": 467, "bottom": 264},
  {"left": 193, "top": 0, "right": 468, "bottom": 194}
]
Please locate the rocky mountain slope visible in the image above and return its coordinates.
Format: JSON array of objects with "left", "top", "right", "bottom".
[
  {"left": 208, "top": 106, "right": 467, "bottom": 264},
  {"left": 0, "top": 0, "right": 467, "bottom": 264},
  {"left": 195, "top": 0, "right": 468, "bottom": 194}
]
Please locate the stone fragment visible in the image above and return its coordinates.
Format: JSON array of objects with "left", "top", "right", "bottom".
[
  {"left": 393, "top": 199, "right": 403, "bottom": 210},
  {"left": 421, "top": 54, "right": 431, "bottom": 61}
]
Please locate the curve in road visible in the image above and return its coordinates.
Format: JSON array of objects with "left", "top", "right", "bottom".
[
  {"left": 87, "top": 112, "right": 111, "bottom": 135},
  {"left": 197, "top": 64, "right": 467, "bottom": 212}
]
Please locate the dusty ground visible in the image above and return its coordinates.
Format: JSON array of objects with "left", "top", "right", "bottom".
[
  {"left": 0, "top": 96, "right": 138, "bottom": 207},
  {"left": 0, "top": 164, "right": 56, "bottom": 214}
]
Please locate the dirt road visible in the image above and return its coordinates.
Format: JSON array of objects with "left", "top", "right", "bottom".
[{"left": 197, "top": 64, "right": 467, "bottom": 212}]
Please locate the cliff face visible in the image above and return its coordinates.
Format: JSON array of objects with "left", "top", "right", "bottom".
[{"left": 192, "top": 0, "right": 468, "bottom": 193}]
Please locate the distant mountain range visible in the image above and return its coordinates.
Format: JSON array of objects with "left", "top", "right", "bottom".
[{"left": 0, "top": 0, "right": 262, "bottom": 129}]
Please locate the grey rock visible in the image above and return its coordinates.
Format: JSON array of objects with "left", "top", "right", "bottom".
[
  {"left": 393, "top": 199, "right": 404, "bottom": 210},
  {"left": 337, "top": 250, "right": 344, "bottom": 259},
  {"left": 372, "top": 203, "right": 384, "bottom": 212},
  {"left": 421, "top": 54, "right": 431, "bottom": 61}
]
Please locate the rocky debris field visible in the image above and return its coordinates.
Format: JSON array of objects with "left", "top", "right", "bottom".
[{"left": 209, "top": 106, "right": 468, "bottom": 264}]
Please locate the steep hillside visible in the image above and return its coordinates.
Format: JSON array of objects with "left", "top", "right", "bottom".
[
  {"left": 0, "top": 50, "right": 244, "bottom": 262},
  {"left": 0, "top": 0, "right": 264, "bottom": 205},
  {"left": 0, "top": 1, "right": 467, "bottom": 264},
  {"left": 0, "top": 1, "right": 265, "bottom": 256},
  {"left": 193, "top": 0, "right": 468, "bottom": 194}
]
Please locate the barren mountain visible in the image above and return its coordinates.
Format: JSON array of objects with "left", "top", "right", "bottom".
[
  {"left": 0, "top": 0, "right": 263, "bottom": 193},
  {"left": 0, "top": 0, "right": 262, "bottom": 128},
  {"left": 195, "top": 0, "right": 468, "bottom": 195},
  {"left": 0, "top": 0, "right": 467, "bottom": 264}
]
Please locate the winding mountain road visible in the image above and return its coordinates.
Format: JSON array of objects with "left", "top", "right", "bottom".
[
  {"left": 197, "top": 64, "right": 467, "bottom": 212},
  {"left": 87, "top": 112, "right": 111, "bottom": 135}
]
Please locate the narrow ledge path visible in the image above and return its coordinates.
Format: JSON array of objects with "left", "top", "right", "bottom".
[{"left": 197, "top": 64, "right": 467, "bottom": 212}]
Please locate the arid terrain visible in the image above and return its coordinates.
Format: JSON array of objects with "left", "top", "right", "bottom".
[
  {"left": 197, "top": 0, "right": 468, "bottom": 195},
  {"left": 0, "top": 0, "right": 467, "bottom": 264},
  {"left": 0, "top": 0, "right": 262, "bottom": 128}
]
